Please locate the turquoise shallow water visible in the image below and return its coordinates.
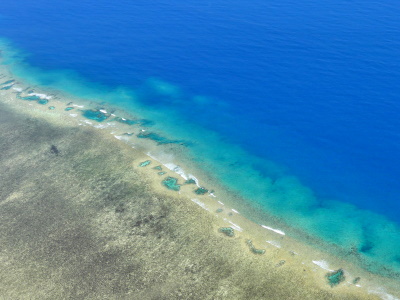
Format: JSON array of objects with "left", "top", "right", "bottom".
[
  {"left": 1, "top": 0, "right": 400, "bottom": 283},
  {"left": 1, "top": 44, "right": 400, "bottom": 282}
]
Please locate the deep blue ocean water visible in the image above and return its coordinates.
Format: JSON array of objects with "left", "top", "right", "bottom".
[{"left": 1, "top": 0, "right": 400, "bottom": 276}]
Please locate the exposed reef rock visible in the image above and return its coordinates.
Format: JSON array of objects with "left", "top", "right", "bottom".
[
  {"left": 326, "top": 269, "right": 345, "bottom": 287},
  {"left": 246, "top": 240, "right": 265, "bottom": 255},
  {"left": 194, "top": 187, "right": 208, "bottom": 195},
  {"left": 162, "top": 177, "right": 181, "bottom": 191},
  {"left": 219, "top": 227, "right": 235, "bottom": 237}
]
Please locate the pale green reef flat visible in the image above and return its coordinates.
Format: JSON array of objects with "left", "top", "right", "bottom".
[{"left": 0, "top": 100, "right": 379, "bottom": 299}]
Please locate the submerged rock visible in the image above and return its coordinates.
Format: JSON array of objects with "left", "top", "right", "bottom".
[
  {"left": 326, "top": 269, "right": 345, "bottom": 287},
  {"left": 65, "top": 107, "right": 74, "bottom": 111},
  {"left": 158, "top": 171, "right": 167, "bottom": 176},
  {"left": 219, "top": 227, "right": 235, "bottom": 237},
  {"left": 137, "top": 131, "right": 187, "bottom": 145},
  {"left": 185, "top": 178, "right": 196, "bottom": 184},
  {"left": 37, "top": 99, "right": 49, "bottom": 105},
  {"left": 194, "top": 187, "right": 208, "bottom": 195},
  {"left": 153, "top": 165, "right": 163, "bottom": 171},
  {"left": 1, "top": 79, "right": 15, "bottom": 85},
  {"left": 19, "top": 95, "right": 41, "bottom": 101},
  {"left": 138, "top": 160, "right": 151, "bottom": 167},
  {"left": 246, "top": 240, "right": 265, "bottom": 255},
  {"left": 353, "top": 277, "right": 361, "bottom": 285},
  {"left": 48, "top": 106, "right": 55, "bottom": 110},
  {"left": 82, "top": 109, "right": 110, "bottom": 122},
  {"left": 50, "top": 145, "right": 60, "bottom": 156},
  {"left": 216, "top": 208, "right": 223, "bottom": 213},
  {"left": 162, "top": 177, "right": 181, "bottom": 191},
  {"left": 113, "top": 116, "right": 138, "bottom": 125}
]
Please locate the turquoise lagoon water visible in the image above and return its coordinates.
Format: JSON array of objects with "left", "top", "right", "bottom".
[{"left": 1, "top": 0, "right": 400, "bottom": 281}]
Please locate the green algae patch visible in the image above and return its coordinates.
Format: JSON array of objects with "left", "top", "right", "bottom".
[
  {"left": 194, "top": 187, "right": 208, "bottom": 195},
  {"left": 185, "top": 178, "right": 196, "bottom": 184},
  {"left": 246, "top": 240, "right": 265, "bottom": 255},
  {"left": 153, "top": 165, "right": 163, "bottom": 171},
  {"left": 158, "top": 171, "right": 167, "bottom": 176},
  {"left": 162, "top": 177, "right": 181, "bottom": 191},
  {"left": 326, "top": 269, "right": 345, "bottom": 287},
  {"left": 37, "top": 99, "right": 49, "bottom": 105},
  {"left": 138, "top": 160, "right": 151, "bottom": 167},
  {"left": 82, "top": 109, "right": 110, "bottom": 122},
  {"left": 65, "top": 107, "right": 74, "bottom": 111},
  {"left": 219, "top": 227, "right": 235, "bottom": 237},
  {"left": 216, "top": 208, "right": 223, "bottom": 213}
]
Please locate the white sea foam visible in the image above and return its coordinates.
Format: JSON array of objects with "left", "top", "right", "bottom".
[
  {"left": 191, "top": 198, "right": 209, "bottom": 211},
  {"left": 94, "top": 124, "right": 106, "bottom": 129},
  {"left": 231, "top": 209, "right": 239, "bottom": 214},
  {"left": 188, "top": 174, "right": 200, "bottom": 186},
  {"left": 30, "top": 92, "right": 52, "bottom": 100},
  {"left": 312, "top": 260, "right": 333, "bottom": 271},
  {"left": 261, "top": 225, "right": 285, "bottom": 236},
  {"left": 266, "top": 240, "right": 281, "bottom": 248},
  {"left": 99, "top": 109, "right": 107, "bottom": 113},
  {"left": 12, "top": 87, "right": 22, "bottom": 92},
  {"left": 228, "top": 221, "right": 243, "bottom": 232},
  {"left": 69, "top": 113, "right": 77, "bottom": 117},
  {"left": 368, "top": 288, "right": 400, "bottom": 300},
  {"left": 164, "top": 163, "right": 188, "bottom": 180},
  {"left": 218, "top": 201, "right": 224, "bottom": 205},
  {"left": 73, "top": 104, "right": 85, "bottom": 108}
]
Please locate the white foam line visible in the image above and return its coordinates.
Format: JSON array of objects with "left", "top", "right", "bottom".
[
  {"left": 261, "top": 225, "right": 285, "bottom": 236},
  {"left": 231, "top": 209, "right": 239, "bottom": 214},
  {"left": 164, "top": 163, "right": 188, "bottom": 180},
  {"left": 12, "top": 87, "right": 22, "bottom": 92},
  {"left": 228, "top": 221, "right": 243, "bottom": 232},
  {"left": 164, "top": 163, "right": 177, "bottom": 171},
  {"left": 312, "top": 260, "right": 333, "bottom": 272},
  {"left": 217, "top": 201, "right": 224, "bottom": 205},
  {"left": 266, "top": 240, "right": 281, "bottom": 248},
  {"left": 94, "top": 124, "right": 109, "bottom": 129},
  {"left": 146, "top": 153, "right": 200, "bottom": 184},
  {"left": 368, "top": 288, "right": 400, "bottom": 300},
  {"left": 73, "top": 104, "right": 85, "bottom": 108},
  {"left": 84, "top": 120, "right": 93, "bottom": 125},
  {"left": 69, "top": 113, "right": 77, "bottom": 117},
  {"left": 188, "top": 174, "right": 200, "bottom": 187},
  {"left": 114, "top": 135, "right": 122, "bottom": 140},
  {"left": 30, "top": 92, "right": 52, "bottom": 99},
  {"left": 191, "top": 198, "right": 209, "bottom": 211},
  {"left": 99, "top": 109, "right": 107, "bottom": 114}
]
